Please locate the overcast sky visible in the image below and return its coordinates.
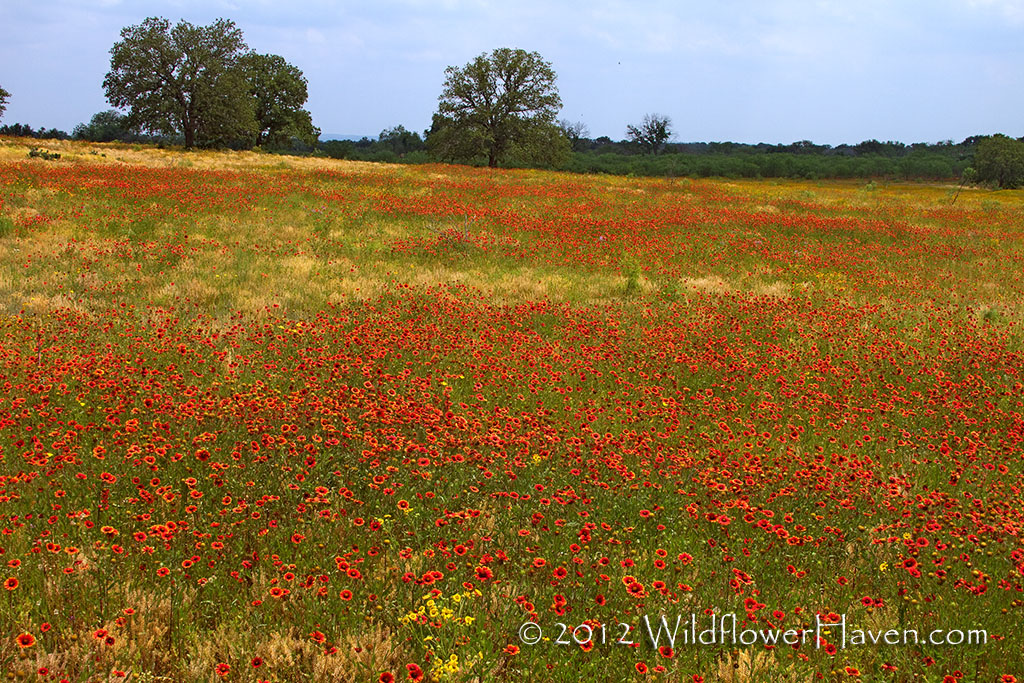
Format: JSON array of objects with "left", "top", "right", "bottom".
[{"left": 1, "top": 0, "right": 1022, "bottom": 145}]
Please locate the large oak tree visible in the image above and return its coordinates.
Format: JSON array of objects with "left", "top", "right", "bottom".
[
  {"left": 428, "top": 48, "right": 567, "bottom": 168},
  {"left": 103, "top": 17, "right": 255, "bottom": 149}
]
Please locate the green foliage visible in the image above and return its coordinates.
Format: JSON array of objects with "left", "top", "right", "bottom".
[
  {"left": 377, "top": 125, "right": 425, "bottom": 157},
  {"left": 505, "top": 121, "right": 571, "bottom": 168},
  {"left": 311, "top": 132, "right": 431, "bottom": 165},
  {"left": 73, "top": 110, "right": 133, "bottom": 143},
  {"left": 559, "top": 119, "right": 590, "bottom": 152},
  {"left": 973, "top": 134, "right": 1024, "bottom": 189},
  {"left": 103, "top": 17, "right": 255, "bottom": 149},
  {"left": 316, "top": 139, "right": 354, "bottom": 160},
  {"left": 0, "top": 84, "right": 9, "bottom": 122},
  {"left": 240, "top": 52, "right": 319, "bottom": 147},
  {"left": 193, "top": 64, "right": 258, "bottom": 149},
  {"left": 562, "top": 147, "right": 968, "bottom": 181},
  {"left": 626, "top": 113, "right": 672, "bottom": 155},
  {"left": 428, "top": 48, "right": 564, "bottom": 168},
  {"left": 427, "top": 113, "right": 488, "bottom": 165},
  {"left": 622, "top": 260, "right": 641, "bottom": 297},
  {"left": 0, "top": 123, "right": 70, "bottom": 140},
  {"left": 28, "top": 148, "right": 61, "bottom": 161}
]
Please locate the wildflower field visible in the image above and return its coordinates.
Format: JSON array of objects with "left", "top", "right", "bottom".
[{"left": 1, "top": 138, "right": 1024, "bottom": 682}]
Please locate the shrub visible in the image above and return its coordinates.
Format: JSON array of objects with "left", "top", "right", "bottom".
[
  {"left": 973, "top": 134, "right": 1024, "bottom": 188},
  {"left": 28, "top": 148, "right": 60, "bottom": 161}
]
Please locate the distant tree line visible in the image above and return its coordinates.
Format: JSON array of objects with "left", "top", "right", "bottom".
[
  {"left": 0, "top": 123, "right": 71, "bottom": 140},
  {"left": 560, "top": 136, "right": 980, "bottom": 182},
  {"left": 315, "top": 126, "right": 429, "bottom": 163},
  {"left": 3, "top": 30, "right": 1024, "bottom": 187}
]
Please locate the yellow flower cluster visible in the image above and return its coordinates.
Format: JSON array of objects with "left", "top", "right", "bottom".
[
  {"left": 399, "top": 590, "right": 481, "bottom": 628},
  {"left": 430, "top": 653, "right": 460, "bottom": 679}
]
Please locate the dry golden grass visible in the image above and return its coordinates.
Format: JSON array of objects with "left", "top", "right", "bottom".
[
  {"left": 715, "top": 650, "right": 809, "bottom": 683},
  {"left": 682, "top": 275, "right": 732, "bottom": 295},
  {"left": 1, "top": 572, "right": 416, "bottom": 683},
  {"left": 0, "top": 136, "right": 377, "bottom": 175}
]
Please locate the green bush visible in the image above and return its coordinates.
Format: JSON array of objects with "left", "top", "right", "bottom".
[
  {"left": 973, "top": 134, "right": 1024, "bottom": 188},
  {"left": 28, "top": 148, "right": 60, "bottom": 161}
]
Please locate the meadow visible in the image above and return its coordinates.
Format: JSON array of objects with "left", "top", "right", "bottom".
[{"left": 1, "top": 137, "right": 1023, "bottom": 682}]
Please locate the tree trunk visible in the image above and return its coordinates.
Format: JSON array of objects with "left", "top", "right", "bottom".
[
  {"left": 488, "top": 150, "right": 497, "bottom": 168},
  {"left": 184, "top": 125, "right": 195, "bottom": 150}
]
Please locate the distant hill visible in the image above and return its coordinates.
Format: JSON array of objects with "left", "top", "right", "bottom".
[{"left": 320, "top": 133, "right": 372, "bottom": 142}]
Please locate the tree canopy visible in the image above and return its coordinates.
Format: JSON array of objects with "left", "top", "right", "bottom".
[
  {"left": 378, "top": 125, "right": 425, "bottom": 156},
  {"left": 241, "top": 52, "right": 319, "bottom": 147},
  {"left": 626, "top": 113, "right": 673, "bottom": 155},
  {"left": 0, "top": 85, "right": 9, "bottom": 122},
  {"left": 103, "top": 17, "right": 254, "bottom": 149},
  {"left": 973, "top": 134, "right": 1024, "bottom": 189},
  {"left": 559, "top": 119, "right": 590, "bottom": 152},
  {"left": 73, "top": 110, "right": 132, "bottom": 143},
  {"left": 102, "top": 18, "right": 316, "bottom": 150},
  {"left": 427, "top": 48, "right": 568, "bottom": 167}
]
